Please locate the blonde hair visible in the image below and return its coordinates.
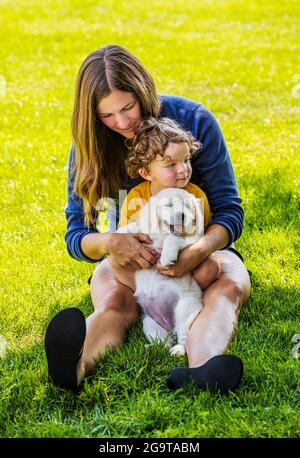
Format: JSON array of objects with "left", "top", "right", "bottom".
[
  {"left": 71, "top": 45, "right": 160, "bottom": 227},
  {"left": 125, "top": 117, "right": 201, "bottom": 177}
]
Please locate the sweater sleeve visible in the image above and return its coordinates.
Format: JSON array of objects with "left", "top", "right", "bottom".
[
  {"left": 64, "top": 145, "right": 101, "bottom": 263},
  {"left": 190, "top": 106, "right": 244, "bottom": 247}
]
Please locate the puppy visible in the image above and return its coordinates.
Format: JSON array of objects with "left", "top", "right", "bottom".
[{"left": 118, "top": 187, "right": 204, "bottom": 356}]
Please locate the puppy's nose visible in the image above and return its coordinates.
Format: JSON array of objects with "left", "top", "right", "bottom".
[{"left": 170, "top": 212, "right": 185, "bottom": 234}]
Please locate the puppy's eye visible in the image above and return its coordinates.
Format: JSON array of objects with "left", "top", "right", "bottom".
[{"left": 183, "top": 200, "right": 192, "bottom": 211}]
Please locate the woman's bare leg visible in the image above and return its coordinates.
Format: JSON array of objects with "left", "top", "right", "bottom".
[
  {"left": 186, "top": 250, "right": 251, "bottom": 368},
  {"left": 77, "top": 259, "right": 138, "bottom": 381}
]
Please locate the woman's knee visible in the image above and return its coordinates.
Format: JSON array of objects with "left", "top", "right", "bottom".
[
  {"left": 90, "top": 261, "right": 139, "bottom": 320},
  {"left": 94, "top": 283, "right": 138, "bottom": 320},
  {"left": 222, "top": 276, "right": 243, "bottom": 300},
  {"left": 213, "top": 274, "right": 249, "bottom": 307},
  {"left": 213, "top": 250, "right": 251, "bottom": 303},
  {"left": 221, "top": 269, "right": 251, "bottom": 305}
]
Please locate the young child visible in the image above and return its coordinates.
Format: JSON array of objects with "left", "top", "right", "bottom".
[{"left": 111, "top": 117, "right": 220, "bottom": 291}]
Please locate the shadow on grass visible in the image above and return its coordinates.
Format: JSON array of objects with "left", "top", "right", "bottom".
[
  {"left": 240, "top": 168, "right": 299, "bottom": 233},
  {"left": 239, "top": 278, "right": 300, "bottom": 325}
]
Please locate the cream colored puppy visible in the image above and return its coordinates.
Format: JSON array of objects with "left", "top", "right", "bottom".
[{"left": 118, "top": 187, "right": 204, "bottom": 356}]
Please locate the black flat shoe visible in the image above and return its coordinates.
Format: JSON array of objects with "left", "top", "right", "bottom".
[
  {"left": 167, "top": 354, "right": 243, "bottom": 395},
  {"left": 45, "top": 307, "right": 86, "bottom": 393}
]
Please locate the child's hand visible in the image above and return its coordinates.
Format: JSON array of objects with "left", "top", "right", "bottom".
[{"left": 156, "top": 244, "right": 206, "bottom": 277}]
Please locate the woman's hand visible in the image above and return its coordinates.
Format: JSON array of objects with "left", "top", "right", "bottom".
[
  {"left": 156, "top": 243, "right": 206, "bottom": 277},
  {"left": 106, "top": 233, "right": 157, "bottom": 270}
]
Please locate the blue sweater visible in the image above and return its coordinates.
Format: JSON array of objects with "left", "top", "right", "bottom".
[{"left": 65, "top": 95, "right": 243, "bottom": 262}]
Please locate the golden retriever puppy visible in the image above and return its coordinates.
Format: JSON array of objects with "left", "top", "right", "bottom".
[{"left": 118, "top": 187, "right": 204, "bottom": 356}]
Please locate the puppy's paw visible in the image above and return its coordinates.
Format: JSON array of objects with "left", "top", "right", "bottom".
[
  {"left": 160, "top": 251, "right": 177, "bottom": 267},
  {"left": 169, "top": 344, "right": 186, "bottom": 356}
]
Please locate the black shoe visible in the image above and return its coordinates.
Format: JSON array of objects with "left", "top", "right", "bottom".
[
  {"left": 167, "top": 354, "right": 243, "bottom": 395},
  {"left": 45, "top": 307, "right": 86, "bottom": 393}
]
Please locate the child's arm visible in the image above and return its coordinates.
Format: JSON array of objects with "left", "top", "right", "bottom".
[{"left": 192, "top": 255, "right": 221, "bottom": 290}]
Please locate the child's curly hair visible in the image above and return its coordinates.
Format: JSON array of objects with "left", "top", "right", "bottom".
[{"left": 125, "top": 117, "right": 201, "bottom": 177}]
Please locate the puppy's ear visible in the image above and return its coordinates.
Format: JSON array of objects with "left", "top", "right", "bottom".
[
  {"left": 139, "top": 195, "right": 160, "bottom": 234},
  {"left": 193, "top": 196, "right": 204, "bottom": 238}
]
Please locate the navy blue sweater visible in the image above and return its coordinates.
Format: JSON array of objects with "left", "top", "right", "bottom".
[{"left": 65, "top": 95, "right": 243, "bottom": 262}]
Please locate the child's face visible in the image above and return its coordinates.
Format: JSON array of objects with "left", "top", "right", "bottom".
[{"left": 142, "top": 142, "right": 192, "bottom": 188}]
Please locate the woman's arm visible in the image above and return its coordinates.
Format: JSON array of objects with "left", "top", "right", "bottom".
[
  {"left": 195, "top": 224, "right": 229, "bottom": 257},
  {"left": 80, "top": 232, "right": 112, "bottom": 261},
  {"left": 190, "top": 105, "right": 243, "bottom": 247},
  {"left": 64, "top": 146, "right": 156, "bottom": 268},
  {"left": 160, "top": 96, "right": 244, "bottom": 247},
  {"left": 64, "top": 145, "right": 101, "bottom": 262},
  {"left": 80, "top": 231, "right": 156, "bottom": 270},
  {"left": 157, "top": 224, "right": 228, "bottom": 277}
]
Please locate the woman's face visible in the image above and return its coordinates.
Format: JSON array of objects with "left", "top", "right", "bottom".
[{"left": 97, "top": 89, "right": 142, "bottom": 139}]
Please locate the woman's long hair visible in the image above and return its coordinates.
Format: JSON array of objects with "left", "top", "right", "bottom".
[{"left": 71, "top": 45, "right": 160, "bottom": 227}]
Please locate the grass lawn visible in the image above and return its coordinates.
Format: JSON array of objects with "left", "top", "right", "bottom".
[{"left": 0, "top": 0, "right": 299, "bottom": 439}]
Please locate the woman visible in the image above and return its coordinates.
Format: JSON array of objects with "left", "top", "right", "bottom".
[{"left": 45, "top": 44, "right": 251, "bottom": 395}]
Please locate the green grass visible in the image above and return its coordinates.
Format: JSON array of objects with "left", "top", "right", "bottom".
[{"left": 0, "top": 0, "right": 299, "bottom": 438}]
